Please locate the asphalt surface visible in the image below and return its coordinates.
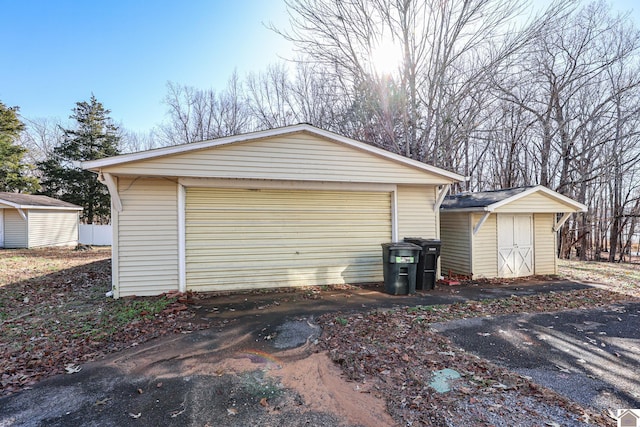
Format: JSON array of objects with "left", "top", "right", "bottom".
[
  {"left": 2, "top": 279, "right": 636, "bottom": 426},
  {"left": 433, "top": 302, "right": 640, "bottom": 413}
]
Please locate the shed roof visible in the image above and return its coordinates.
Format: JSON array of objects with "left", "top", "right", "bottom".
[
  {"left": 441, "top": 185, "right": 587, "bottom": 213},
  {"left": 0, "top": 193, "right": 83, "bottom": 210},
  {"left": 81, "top": 123, "right": 465, "bottom": 183}
]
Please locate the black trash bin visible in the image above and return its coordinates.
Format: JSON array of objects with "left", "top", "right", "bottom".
[
  {"left": 381, "top": 242, "right": 421, "bottom": 295},
  {"left": 403, "top": 238, "right": 441, "bottom": 290}
]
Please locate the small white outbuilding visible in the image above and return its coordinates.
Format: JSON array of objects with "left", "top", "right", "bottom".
[
  {"left": 439, "top": 186, "right": 587, "bottom": 279},
  {"left": 0, "top": 193, "right": 82, "bottom": 249}
]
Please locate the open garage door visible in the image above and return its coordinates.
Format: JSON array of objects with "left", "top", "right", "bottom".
[{"left": 185, "top": 187, "right": 392, "bottom": 292}]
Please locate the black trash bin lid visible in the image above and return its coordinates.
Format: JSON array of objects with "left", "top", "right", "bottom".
[
  {"left": 404, "top": 237, "right": 441, "bottom": 245},
  {"left": 381, "top": 242, "right": 422, "bottom": 250}
]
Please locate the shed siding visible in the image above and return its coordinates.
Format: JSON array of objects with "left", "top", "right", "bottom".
[
  {"left": 103, "top": 134, "right": 449, "bottom": 184},
  {"left": 472, "top": 213, "right": 498, "bottom": 277},
  {"left": 397, "top": 186, "right": 437, "bottom": 239},
  {"left": 440, "top": 212, "right": 472, "bottom": 276},
  {"left": 117, "top": 177, "right": 179, "bottom": 297},
  {"left": 534, "top": 213, "right": 557, "bottom": 274},
  {"left": 494, "top": 192, "right": 578, "bottom": 213},
  {"left": 3, "top": 209, "right": 27, "bottom": 248},
  {"left": 27, "top": 210, "right": 78, "bottom": 247}
]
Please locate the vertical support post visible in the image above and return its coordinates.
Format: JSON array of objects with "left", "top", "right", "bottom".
[{"left": 178, "top": 183, "right": 186, "bottom": 293}]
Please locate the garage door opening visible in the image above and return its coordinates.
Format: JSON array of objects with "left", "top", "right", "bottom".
[{"left": 185, "top": 187, "right": 392, "bottom": 292}]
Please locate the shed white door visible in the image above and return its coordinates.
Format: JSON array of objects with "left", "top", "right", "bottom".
[
  {"left": 0, "top": 209, "right": 3, "bottom": 247},
  {"left": 185, "top": 188, "right": 392, "bottom": 291},
  {"left": 497, "top": 214, "right": 533, "bottom": 277}
]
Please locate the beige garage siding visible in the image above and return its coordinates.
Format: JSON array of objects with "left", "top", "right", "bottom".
[
  {"left": 472, "top": 213, "right": 498, "bottom": 278},
  {"left": 397, "top": 185, "right": 437, "bottom": 239},
  {"left": 105, "top": 134, "right": 447, "bottom": 185},
  {"left": 116, "top": 177, "right": 179, "bottom": 297},
  {"left": 3, "top": 209, "right": 27, "bottom": 248},
  {"left": 28, "top": 210, "right": 78, "bottom": 247},
  {"left": 440, "top": 212, "right": 472, "bottom": 276},
  {"left": 534, "top": 213, "right": 557, "bottom": 274},
  {"left": 185, "top": 188, "right": 392, "bottom": 292}
]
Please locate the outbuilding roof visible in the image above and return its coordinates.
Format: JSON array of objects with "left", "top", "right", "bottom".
[
  {"left": 441, "top": 187, "right": 534, "bottom": 210},
  {"left": 0, "top": 193, "right": 83, "bottom": 210},
  {"left": 441, "top": 185, "right": 587, "bottom": 212}
]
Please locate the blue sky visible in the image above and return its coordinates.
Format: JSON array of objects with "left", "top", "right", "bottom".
[
  {"left": 1, "top": 0, "right": 292, "bottom": 132},
  {"left": 1, "top": 1, "right": 639, "bottom": 134}
]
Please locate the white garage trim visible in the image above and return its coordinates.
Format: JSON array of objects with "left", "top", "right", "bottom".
[
  {"left": 179, "top": 177, "right": 396, "bottom": 193},
  {"left": 183, "top": 187, "right": 393, "bottom": 292},
  {"left": 178, "top": 183, "right": 187, "bottom": 293},
  {"left": 0, "top": 209, "right": 3, "bottom": 247}
]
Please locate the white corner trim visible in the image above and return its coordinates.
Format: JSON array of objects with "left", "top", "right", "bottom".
[
  {"left": 473, "top": 212, "right": 492, "bottom": 235},
  {"left": 391, "top": 189, "right": 398, "bottom": 242},
  {"left": 433, "top": 184, "right": 451, "bottom": 211},
  {"left": 98, "top": 172, "right": 123, "bottom": 212},
  {"left": 553, "top": 212, "right": 573, "bottom": 232},
  {"left": 16, "top": 208, "right": 27, "bottom": 221},
  {"left": 177, "top": 183, "right": 186, "bottom": 293}
]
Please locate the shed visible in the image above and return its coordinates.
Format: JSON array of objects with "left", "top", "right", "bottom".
[
  {"left": 439, "top": 186, "right": 587, "bottom": 278},
  {"left": 82, "top": 124, "right": 464, "bottom": 298},
  {"left": 0, "top": 193, "right": 83, "bottom": 249}
]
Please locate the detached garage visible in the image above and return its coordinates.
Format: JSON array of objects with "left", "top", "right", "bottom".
[
  {"left": 82, "top": 124, "right": 464, "bottom": 298},
  {"left": 0, "top": 193, "right": 82, "bottom": 248},
  {"left": 440, "top": 186, "right": 587, "bottom": 279}
]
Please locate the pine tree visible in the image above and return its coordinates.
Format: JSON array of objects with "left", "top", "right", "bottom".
[
  {"left": 0, "top": 102, "right": 40, "bottom": 193},
  {"left": 39, "top": 95, "right": 120, "bottom": 223}
]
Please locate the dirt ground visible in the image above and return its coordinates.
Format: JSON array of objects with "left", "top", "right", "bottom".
[{"left": 1, "top": 249, "right": 639, "bottom": 426}]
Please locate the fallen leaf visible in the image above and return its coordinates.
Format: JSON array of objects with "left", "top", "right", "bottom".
[
  {"left": 65, "top": 364, "right": 82, "bottom": 374},
  {"left": 129, "top": 412, "right": 141, "bottom": 419},
  {"left": 260, "top": 398, "right": 268, "bottom": 407},
  {"left": 137, "top": 388, "right": 143, "bottom": 394},
  {"left": 95, "top": 397, "right": 111, "bottom": 406},
  {"left": 227, "top": 408, "right": 238, "bottom": 415},
  {"left": 170, "top": 408, "right": 185, "bottom": 418}
]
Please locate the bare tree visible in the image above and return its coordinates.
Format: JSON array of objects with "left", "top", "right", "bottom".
[
  {"left": 18, "top": 117, "right": 65, "bottom": 164},
  {"left": 159, "top": 72, "right": 251, "bottom": 145}
]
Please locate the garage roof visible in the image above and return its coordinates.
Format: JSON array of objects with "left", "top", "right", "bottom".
[
  {"left": 82, "top": 123, "right": 465, "bottom": 183},
  {"left": 441, "top": 185, "right": 587, "bottom": 213},
  {"left": 0, "top": 193, "right": 83, "bottom": 210}
]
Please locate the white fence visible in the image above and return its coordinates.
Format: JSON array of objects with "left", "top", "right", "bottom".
[{"left": 79, "top": 224, "right": 112, "bottom": 246}]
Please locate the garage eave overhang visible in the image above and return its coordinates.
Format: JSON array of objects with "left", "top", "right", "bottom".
[{"left": 0, "top": 200, "right": 83, "bottom": 212}]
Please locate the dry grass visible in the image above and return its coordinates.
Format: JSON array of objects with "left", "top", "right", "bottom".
[
  {"left": 559, "top": 258, "right": 640, "bottom": 297},
  {"left": 0, "top": 248, "right": 200, "bottom": 396}
]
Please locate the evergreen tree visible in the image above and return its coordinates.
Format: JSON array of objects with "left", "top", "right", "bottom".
[
  {"left": 0, "top": 102, "right": 40, "bottom": 193},
  {"left": 39, "top": 95, "right": 120, "bottom": 223}
]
